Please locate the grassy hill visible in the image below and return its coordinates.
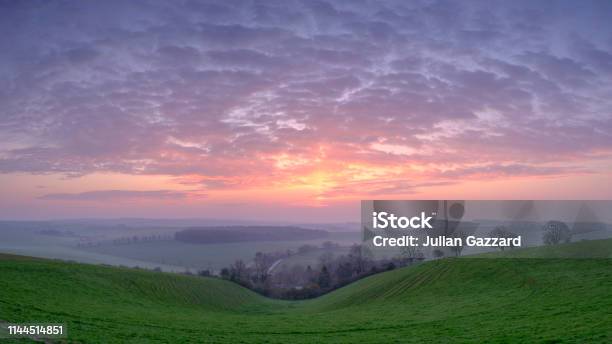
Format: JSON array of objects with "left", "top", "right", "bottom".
[
  {"left": 473, "top": 238, "right": 612, "bottom": 259},
  {"left": 1, "top": 241, "right": 611, "bottom": 343}
]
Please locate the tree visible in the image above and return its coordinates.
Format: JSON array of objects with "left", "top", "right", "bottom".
[
  {"left": 318, "top": 265, "right": 331, "bottom": 288},
  {"left": 305, "top": 265, "right": 315, "bottom": 283},
  {"left": 321, "top": 241, "right": 339, "bottom": 250},
  {"left": 298, "top": 244, "right": 317, "bottom": 254},
  {"left": 489, "top": 226, "right": 518, "bottom": 251},
  {"left": 220, "top": 268, "right": 230, "bottom": 279},
  {"left": 400, "top": 245, "right": 421, "bottom": 261},
  {"left": 542, "top": 221, "right": 571, "bottom": 245},
  {"left": 450, "top": 230, "right": 469, "bottom": 256},
  {"left": 253, "top": 252, "right": 272, "bottom": 283},
  {"left": 433, "top": 249, "right": 445, "bottom": 259},
  {"left": 336, "top": 261, "right": 353, "bottom": 282},
  {"left": 349, "top": 244, "right": 372, "bottom": 274},
  {"left": 230, "top": 259, "right": 248, "bottom": 283}
]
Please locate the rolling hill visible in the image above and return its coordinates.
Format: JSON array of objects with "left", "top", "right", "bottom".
[{"left": 1, "top": 240, "right": 611, "bottom": 343}]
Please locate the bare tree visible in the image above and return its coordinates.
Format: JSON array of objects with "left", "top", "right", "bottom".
[
  {"left": 542, "top": 221, "right": 571, "bottom": 245},
  {"left": 450, "top": 230, "right": 469, "bottom": 256},
  {"left": 489, "top": 226, "right": 519, "bottom": 251},
  {"left": 349, "top": 244, "right": 372, "bottom": 274},
  {"left": 399, "top": 245, "right": 422, "bottom": 263},
  {"left": 253, "top": 252, "right": 274, "bottom": 283},
  {"left": 230, "top": 259, "right": 248, "bottom": 283}
]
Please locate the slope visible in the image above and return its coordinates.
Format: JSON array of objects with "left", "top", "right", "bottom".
[{"left": 0, "top": 241, "right": 611, "bottom": 343}]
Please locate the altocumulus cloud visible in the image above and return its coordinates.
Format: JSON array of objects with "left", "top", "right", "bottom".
[{"left": 1, "top": 0, "right": 611, "bottom": 195}]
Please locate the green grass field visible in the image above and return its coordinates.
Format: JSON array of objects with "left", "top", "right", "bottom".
[{"left": 1, "top": 240, "right": 611, "bottom": 343}]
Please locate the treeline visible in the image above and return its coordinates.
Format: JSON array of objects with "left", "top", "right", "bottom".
[
  {"left": 219, "top": 243, "right": 424, "bottom": 300},
  {"left": 111, "top": 234, "right": 174, "bottom": 245},
  {"left": 77, "top": 234, "right": 173, "bottom": 248},
  {"left": 175, "top": 226, "right": 328, "bottom": 244}
]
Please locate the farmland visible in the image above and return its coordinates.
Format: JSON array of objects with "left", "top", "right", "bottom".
[
  {"left": 0, "top": 221, "right": 359, "bottom": 272},
  {"left": 0, "top": 239, "right": 611, "bottom": 343}
]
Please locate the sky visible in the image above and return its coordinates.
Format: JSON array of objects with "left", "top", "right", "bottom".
[{"left": 1, "top": 0, "right": 611, "bottom": 222}]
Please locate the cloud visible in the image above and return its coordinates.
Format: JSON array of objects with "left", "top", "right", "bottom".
[
  {"left": 39, "top": 190, "right": 194, "bottom": 201},
  {"left": 319, "top": 180, "right": 456, "bottom": 198},
  {"left": 0, "top": 0, "right": 611, "bottom": 197},
  {"left": 434, "top": 164, "right": 590, "bottom": 179}
]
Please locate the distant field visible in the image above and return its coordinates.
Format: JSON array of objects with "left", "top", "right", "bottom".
[
  {"left": 0, "top": 222, "right": 359, "bottom": 272},
  {"left": 0, "top": 239, "right": 611, "bottom": 343},
  {"left": 0, "top": 225, "right": 187, "bottom": 272},
  {"left": 175, "top": 226, "right": 329, "bottom": 244},
  {"left": 81, "top": 231, "right": 359, "bottom": 271}
]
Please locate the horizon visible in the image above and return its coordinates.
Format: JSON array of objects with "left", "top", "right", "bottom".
[{"left": 0, "top": 215, "right": 360, "bottom": 225}]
